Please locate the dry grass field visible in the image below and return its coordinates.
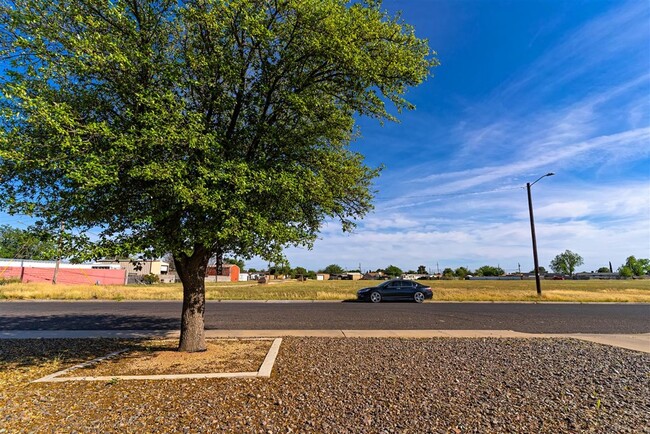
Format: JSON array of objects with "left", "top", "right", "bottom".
[{"left": 1, "top": 278, "right": 649, "bottom": 302}]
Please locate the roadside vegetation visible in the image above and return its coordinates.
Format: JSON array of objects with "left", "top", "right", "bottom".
[{"left": 1, "top": 279, "right": 649, "bottom": 303}]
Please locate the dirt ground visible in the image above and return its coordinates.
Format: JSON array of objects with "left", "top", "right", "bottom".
[
  {"left": 67, "top": 339, "right": 271, "bottom": 376},
  {"left": 2, "top": 337, "right": 648, "bottom": 433}
]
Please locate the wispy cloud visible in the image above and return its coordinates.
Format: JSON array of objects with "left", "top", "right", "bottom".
[
  {"left": 277, "top": 181, "right": 649, "bottom": 272},
  {"left": 252, "top": 2, "right": 650, "bottom": 273},
  {"left": 497, "top": 1, "right": 650, "bottom": 105},
  {"left": 395, "top": 72, "right": 650, "bottom": 202}
]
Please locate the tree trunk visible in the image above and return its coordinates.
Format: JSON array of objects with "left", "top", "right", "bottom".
[{"left": 174, "top": 246, "right": 211, "bottom": 352}]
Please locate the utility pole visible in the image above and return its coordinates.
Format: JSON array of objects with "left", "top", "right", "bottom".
[
  {"left": 52, "top": 222, "right": 64, "bottom": 285},
  {"left": 527, "top": 172, "right": 554, "bottom": 296}
]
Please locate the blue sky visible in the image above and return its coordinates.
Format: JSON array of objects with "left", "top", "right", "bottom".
[
  {"left": 1, "top": 0, "right": 648, "bottom": 274},
  {"left": 253, "top": 0, "right": 650, "bottom": 273}
]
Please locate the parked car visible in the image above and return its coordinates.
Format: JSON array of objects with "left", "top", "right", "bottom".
[{"left": 357, "top": 279, "right": 433, "bottom": 303}]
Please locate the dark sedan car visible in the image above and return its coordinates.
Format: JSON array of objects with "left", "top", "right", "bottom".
[{"left": 357, "top": 279, "right": 433, "bottom": 303}]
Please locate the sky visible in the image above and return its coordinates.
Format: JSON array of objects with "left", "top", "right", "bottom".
[
  {"left": 252, "top": 0, "right": 650, "bottom": 273},
  {"left": 1, "top": 0, "right": 648, "bottom": 274}
]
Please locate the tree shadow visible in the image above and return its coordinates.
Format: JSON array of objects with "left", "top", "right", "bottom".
[
  {"left": 0, "top": 314, "right": 179, "bottom": 330},
  {"left": 0, "top": 338, "right": 152, "bottom": 374}
]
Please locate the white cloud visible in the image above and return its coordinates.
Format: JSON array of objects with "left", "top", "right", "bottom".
[
  {"left": 244, "top": 2, "right": 650, "bottom": 275},
  {"left": 248, "top": 181, "right": 650, "bottom": 273}
]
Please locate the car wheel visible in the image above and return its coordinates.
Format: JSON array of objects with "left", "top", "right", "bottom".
[
  {"left": 370, "top": 291, "right": 382, "bottom": 303},
  {"left": 413, "top": 291, "right": 425, "bottom": 303}
]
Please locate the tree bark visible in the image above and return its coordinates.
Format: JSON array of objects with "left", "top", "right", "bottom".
[{"left": 174, "top": 246, "right": 211, "bottom": 352}]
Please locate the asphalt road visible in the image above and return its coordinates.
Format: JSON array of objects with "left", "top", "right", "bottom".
[{"left": 1, "top": 301, "right": 649, "bottom": 333}]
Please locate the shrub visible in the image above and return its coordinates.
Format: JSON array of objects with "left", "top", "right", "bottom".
[{"left": 142, "top": 274, "right": 160, "bottom": 284}]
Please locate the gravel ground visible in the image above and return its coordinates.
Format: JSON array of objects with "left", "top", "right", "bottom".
[{"left": 1, "top": 337, "right": 649, "bottom": 433}]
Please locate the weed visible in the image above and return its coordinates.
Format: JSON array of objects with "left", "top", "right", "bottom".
[{"left": 592, "top": 392, "right": 604, "bottom": 412}]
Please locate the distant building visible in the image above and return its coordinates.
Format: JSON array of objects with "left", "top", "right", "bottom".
[
  {"left": 329, "top": 272, "right": 362, "bottom": 280},
  {"left": 0, "top": 259, "right": 127, "bottom": 285},
  {"left": 402, "top": 274, "right": 429, "bottom": 280},
  {"left": 362, "top": 272, "right": 389, "bottom": 280},
  {"left": 95, "top": 258, "right": 174, "bottom": 283},
  {"left": 467, "top": 276, "right": 522, "bottom": 281},
  {"left": 206, "top": 263, "right": 240, "bottom": 282},
  {"left": 573, "top": 272, "right": 621, "bottom": 280},
  {"left": 346, "top": 272, "right": 362, "bottom": 280},
  {"left": 238, "top": 272, "right": 250, "bottom": 282},
  {"left": 96, "top": 258, "right": 169, "bottom": 275}
]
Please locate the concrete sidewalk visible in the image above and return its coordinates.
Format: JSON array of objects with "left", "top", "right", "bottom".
[{"left": 2, "top": 329, "right": 649, "bottom": 353}]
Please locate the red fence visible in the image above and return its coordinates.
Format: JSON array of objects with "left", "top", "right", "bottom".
[{"left": 0, "top": 266, "right": 127, "bottom": 285}]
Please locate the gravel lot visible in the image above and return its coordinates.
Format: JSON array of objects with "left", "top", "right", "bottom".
[{"left": 1, "top": 337, "right": 649, "bottom": 433}]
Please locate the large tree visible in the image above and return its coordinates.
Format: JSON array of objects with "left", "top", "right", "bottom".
[
  {"left": 321, "top": 264, "right": 345, "bottom": 275},
  {"left": 0, "top": 0, "right": 435, "bottom": 351},
  {"left": 618, "top": 256, "right": 650, "bottom": 278},
  {"left": 475, "top": 265, "right": 504, "bottom": 277},
  {"left": 384, "top": 264, "right": 402, "bottom": 277},
  {"left": 549, "top": 250, "right": 583, "bottom": 277}
]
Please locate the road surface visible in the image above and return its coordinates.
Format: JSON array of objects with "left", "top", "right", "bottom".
[{"left": 1, "top": 301, "right": 648, "bottom": 333}]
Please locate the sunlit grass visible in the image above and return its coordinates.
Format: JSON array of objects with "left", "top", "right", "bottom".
[
  {"left": 0, "top": 282, "right": 184, "bottom": 300},
  {"left": 1, "top": 279, "right": 649, "bottom": 302},
  {"left": 427, "top": 279, "right": 650, "bottom": 302}
]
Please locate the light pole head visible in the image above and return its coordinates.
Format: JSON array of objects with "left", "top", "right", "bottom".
[{"left": 530, "top": 172, "right": 555, "bottom": 187}]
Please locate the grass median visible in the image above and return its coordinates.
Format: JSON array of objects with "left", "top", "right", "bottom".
[{"left": 1, "top": 279, "right": 649, "bottom": 302}]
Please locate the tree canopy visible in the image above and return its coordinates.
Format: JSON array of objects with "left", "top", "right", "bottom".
[
  {"left": 0, "top": 0, "right": 436, "bottom": 351},
  {"left": 223, "top": 257, "right": 245, "bottom": 270},
  {"left": 322, "top": 264, "right": 345, "bottom": 275},
  {"left": 384, "top": 264, "right": 402, "bottom": 277},
  {"left": 549, "top": 250, "right": 583, "bottom": 276},
  {"left": 618, "top": 256, "right": 650, "bottom": 278},
  {"left": 475, "top": 265, "right": 504, "bottom": 277},
  {"left": 0, "top": 225, "right": 58, "bottom": 260},
  {"left": 441, "top": 267, "right": 454, "bottom": 279},
  {"left": 454, "top": 266, "right": 470, "bottom": 278}
]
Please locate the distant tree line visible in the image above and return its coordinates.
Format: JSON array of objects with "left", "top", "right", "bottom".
[{"left": 2, "top": 228, "right": 648, "bottom": 280}]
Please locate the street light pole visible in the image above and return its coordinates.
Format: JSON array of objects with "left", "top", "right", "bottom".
[{"left": 527, "top": 173, "right": 554, "bottom": 296}]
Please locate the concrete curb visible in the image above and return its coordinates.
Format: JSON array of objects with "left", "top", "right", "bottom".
[
  {"left": 2, "top": 330, "right": 648, "bottom": 353},
  {"left": 32, "top": 338, "right": 284, "bottom": 383}
]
